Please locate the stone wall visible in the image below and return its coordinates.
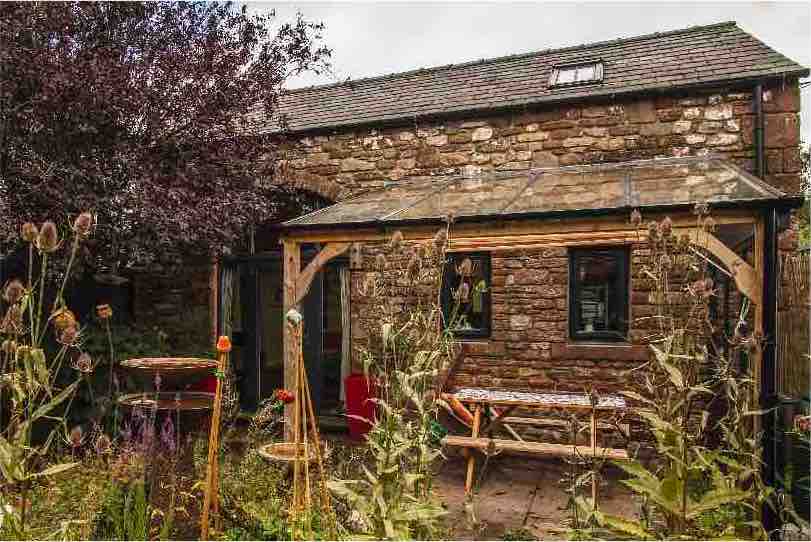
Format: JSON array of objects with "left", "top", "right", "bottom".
[
  {"left": 348, "top": 240, "right": 654, "bottom": 395},
  {"left": 131, "top": 255, "right": 214, "bottom": 354},
  {"left": 279, "top": 81, "right": 802, "bottom": 200}
]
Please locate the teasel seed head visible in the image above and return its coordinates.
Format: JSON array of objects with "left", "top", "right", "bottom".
[
  {"left": 2, "top": 279, "right": 24, "bottom": 305},
  {"left": 647, "top": 221, "right": 659, "bottom": 241},
  {"left": 93, "top": 433, "right": 112, "bottom": 455},
  {"left": 36, "top": 221, "right": 60, "bottom": 253},
  {"left": 96, "top": 304, "right": 113, "bottom": 320},
  {"left": 58, "top": 325, "right": 79, "bottom": 346},
  {"left": 73, "top": 352, "right": 93, "bottom": 373},
  {"left": 21, "top": 222, "right": 38, "bottom": 243},
  {"left": 433, "top": 228, "right": 448, "bottom": 251},
  {"left": 389, "top": 230, "right": 404, "bottom": 250},
  {"left": 630, "top": 209, "right": 642, "bottom": 227},
  {"left": 406, "top": 253, "right": 420, "bottom": 278},
  {"left": 658, "top": 216, "right": 673, "bottom": 238},
  {"left": 52, "top": 308, "right": 77, "bottom": 331},
  {"left": 73, "top": 212, "right": 94, "bottom": 237},
  {"left": 1, "top": 305, "right": 24, "bottom": 335},
  {"left": 455, "top": 282, "right": 470, "bottom": 303},
  {"left": 457, "top": 257, "right": 473, "bottom": 277},
  {"left": 375, "top": 253, "right": 387, "bottom": 270}
]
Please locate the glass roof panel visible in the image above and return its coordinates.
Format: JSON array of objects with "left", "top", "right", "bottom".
[{"left": 283, "top": 156, "right": 784, "bottom": 228}]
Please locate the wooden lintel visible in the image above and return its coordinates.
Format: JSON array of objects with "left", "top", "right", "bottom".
[
  {"left": 293, "top": 242, "right": 350, "bottom": 306},
  {"left": 280, "top": 212, "right": 756, "bottom": 245},
  {"left": 688, "top": 228, "right": 761, "bottom": 305}
]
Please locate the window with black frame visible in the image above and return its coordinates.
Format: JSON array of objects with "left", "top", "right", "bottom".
[
  {"left": 441, "top": 253, "right": 491, "bottom": 338},
  {"left": 569, "top": 248, "right": 629, "bottom": 342}
]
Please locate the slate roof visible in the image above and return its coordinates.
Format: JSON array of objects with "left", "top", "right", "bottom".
[
  {"left": 252, "top": 21, "right": 807, "bottom": 134},
  {"left": 283, "top": 156, "right": 788, "bottom": 229}
]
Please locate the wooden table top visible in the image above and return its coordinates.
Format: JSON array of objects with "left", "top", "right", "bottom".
[{"left": 452, "top": 387, "right": 627, "bottom": 411}]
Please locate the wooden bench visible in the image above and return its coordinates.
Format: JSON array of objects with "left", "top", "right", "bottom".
[
  {"left": 442, "top": 435, "right": 629, "bottom": 461},
  {"left": 439, "top": 387, "right": 629, "bottom": 502}
]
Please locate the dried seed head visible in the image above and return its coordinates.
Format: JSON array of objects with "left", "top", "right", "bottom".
[
  {"left": 693, "top": 202, "right": 710, "bottom": 216},
  {"left": 455, "top": 282, "right": 470, "bottom": 303},
  {"left": 659, "top": 254, "right": 673, "bottom": 269},
  {"left": 375, "top": 253, "right": 387, "bottom": 270},
  {"left": 702, "top": 216, "right": 716, "bottom": 232},
  {"left": 658, "top": 217, "right": 673, "bottom": 238},
  {"left": 52, "top": 308, "right": 77, "bottom": 331},
  {"left": 630, "top": 209, "right": 642, "bottom": 227},
  {"left": 2, "top": 279, "right": 24, "bottom": 305},
  {"left": 1, "top": 340, "right": 16, "bottom": 355},
  {"left": 647, "top": 221, "right": 659, "bottom": 241},
  {"left": 778, "top": 227, "right": 799, "bottom": 252},
  {"left": 1, "top": 305, "right": 24, "bottom": 335},
  {"left": 36, "top": 221, "right": 60, "bottom": 253},
  {"left": 96, "top": 304, "right": 113, "bottom": 320},
  {"left": 433, "top": 229, "right": 448, "bottom": 251},
  {"left": 93, "top": 433, "right": 112, "bottom": 455},
  {"left": 73, "top": 352, "right": 92, "bottom": 373},
  {"left": 69, "top": 426, "right": 84, "bottom": 448},
  {"left": 458, "top": 257, "right": 473, "bottom": 277},
  {"left": 678, "top": 234, "right": 691, "bottom": 250},
  {"left": 21, "top": 222, "right": 38, "bottom": 243},
  {"left": 734, "top": 320, "right": 750, "bottom": 342},
  {"left": 389, "top": 230, "right": 404, "bottom": 250},
  {"left": 73, "top": 212, "right": 94, "bottom": 237},
  {"left": 58, "top": 325, "right": 79, "bottom": 346},
  {"left": 406, "top": 253, "right": 420, "bottom": 278}
]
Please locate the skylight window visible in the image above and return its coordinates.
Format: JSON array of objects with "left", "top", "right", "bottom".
[{"left": 549, "top": 61, "right": 603, "bottom": 87}]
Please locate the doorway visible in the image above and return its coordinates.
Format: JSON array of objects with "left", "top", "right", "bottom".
[{"left": 218, "top": 249, "right": 349, "bottom": 418}]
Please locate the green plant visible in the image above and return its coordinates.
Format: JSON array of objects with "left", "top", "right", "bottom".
[
  {"left": 94, "top": 479, "right": 151, "bottom": 540},
  {"left": 578, "top": 210, "right": 773, "bottom": 540},
  {"left": 328, "top": 228, "right": 455, "bottom": 539},
  {"left": 0, "top": 215, "right": 95, "bottom": 534}
]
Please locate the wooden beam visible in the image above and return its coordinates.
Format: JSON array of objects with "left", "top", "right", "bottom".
[
  {"left": 281, "top": 211, "right": 756, "bottom": 245},
  {"left": 293, "top": 242, "right": 350, "bottom": 306},
  {"left": 442, "top": 435, "right": 629, "bottom": 461},
  {"left": 282, "top": 240, "right": 301, "bottom": 440},
  {"left": 688, "top": 228, "right": 761, "bottom": 306}
]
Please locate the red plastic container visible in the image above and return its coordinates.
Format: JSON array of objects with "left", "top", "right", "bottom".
[
  {"left": 188, "top": 374, "right": 217, "bottom": 393},
  {"left": 344, "top": 374, "right": 377, "bottom": 440}
]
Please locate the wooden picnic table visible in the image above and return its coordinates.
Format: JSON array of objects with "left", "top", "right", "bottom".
[{"left": 440, "top": 387, "right": 629, "bottom": 500}]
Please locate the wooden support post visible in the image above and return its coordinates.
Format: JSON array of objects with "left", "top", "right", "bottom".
[
  {"left": 283, "top": 240, "right": 301, "bottom": 441},
  {"left": 465, "top": 405, "right": 482, "bottom": 495}
]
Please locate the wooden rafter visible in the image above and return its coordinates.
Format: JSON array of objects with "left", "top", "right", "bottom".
[
  {"left": 293, "top": 242, "right": 350, "bottom": 306},
  {"left": 687, "top": 228, "right": 761, "bottom": 306}
]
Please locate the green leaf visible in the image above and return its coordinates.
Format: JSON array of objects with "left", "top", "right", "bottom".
[
  {"left": 595, "top": 511, "right": 654, "bottom": 540},
  {"left": 30, "top": 461, "right": 78, "bottom": 479},
  {"left": 686, "top": 488, "right": 750, "bottom": 519}
]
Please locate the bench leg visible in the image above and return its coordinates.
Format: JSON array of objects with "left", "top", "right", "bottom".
[{"left": 465, "top": 405, "right": 482, "bottom": 494}]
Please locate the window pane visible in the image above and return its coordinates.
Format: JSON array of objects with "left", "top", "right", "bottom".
[
  {"left": 443, "top": 254, "right": 490, "bottom": 337},
  {"left": 571, "top": 250, "right": 628, "bottom": 340},
  {"left": 576, "top": 64, "right": 596, "bottom": 82},
  {"left": 555, "top": 67, "right": 577, "bottom": 84}
]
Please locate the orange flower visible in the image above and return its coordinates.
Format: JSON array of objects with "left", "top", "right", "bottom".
[
  {"left": 96, "top": 304, "right": 113, "bottom": 320},
  {"left": 216, "top": 335, "right": 232, "bottom": 353}
]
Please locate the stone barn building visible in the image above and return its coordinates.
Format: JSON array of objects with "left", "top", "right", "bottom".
[{"left": 136, "top": 21, "right": 807, "bottom": 415}]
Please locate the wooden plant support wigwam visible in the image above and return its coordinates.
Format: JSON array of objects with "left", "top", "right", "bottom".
[
  {"left": 286, "top": 308, "right": 335, "bottom": 540},
  {"left": 200, "top": 335, "right": 231, "bottom": 540}
]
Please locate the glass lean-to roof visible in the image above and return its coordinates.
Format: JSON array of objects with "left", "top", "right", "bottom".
[{"left": 283, "top": 156, "right": 786, "bottom": 229}]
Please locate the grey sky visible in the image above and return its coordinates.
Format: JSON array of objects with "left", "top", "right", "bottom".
[{"left": 251, "top": 1, "right": 811, "bottom": 142}]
